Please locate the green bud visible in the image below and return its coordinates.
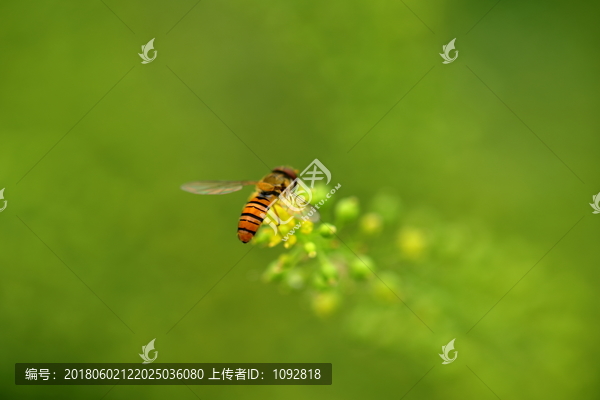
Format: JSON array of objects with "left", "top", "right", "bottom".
[
  {"left": 304, "top": 242, "right": 317, "bottom": 258},
  {"left": 350, "top": 255, "right": 374, "bottom": 280},
  {"left": 310, "top": 184, "right": 330, "bottom": 204},
  {"left": 320, "top": 261, "right": 338, "bottom": 282},
  {"left": 319, "top": 223, "right": 337, "bottom": 238},
  {"left": 335, "top": 197, "right": 360, "bottom": 224}
]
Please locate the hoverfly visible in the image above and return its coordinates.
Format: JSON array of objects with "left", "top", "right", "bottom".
[{"left": 181, "top": 166, "right": 319, "bottom": 243}]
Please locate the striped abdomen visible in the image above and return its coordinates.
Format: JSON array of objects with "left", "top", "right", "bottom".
[{"left": 237, "top": 194, "right": 274, "bottom": 243}]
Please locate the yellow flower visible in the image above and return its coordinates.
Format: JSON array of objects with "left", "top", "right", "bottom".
[
  {"left": 311, "top": 292, "right": 340, "bottom": 318},
  {"left": 278, "top": 223, "right": 291, "bottom": 235},
  {"left": 300, "top": 220, "right": 314, "bottom": 234},
  {"left": 397, "top": 227, "right": 427, "bottom": 260},
  {"left": 283, "top": 235, "right": 297, "bottom": 248},
  {"left": 274, "top": 204, "right": 293, "bottom": 222},
  {"left": 359, "top": 213, "right": 383, "bottom": 235},
  {"left": 268, "top": 233, "right": 282, "bottom": 248}
]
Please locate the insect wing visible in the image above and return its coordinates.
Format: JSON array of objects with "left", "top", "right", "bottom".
[
  {"left": 278, "top": 179, "right": 312, "bottom": 211},
  {"left": 276, "top": 185, "right": 320, "bottom": 223},
  {"left": 181, "top": 180, "right": 257, "bottom": 195},
  {"left": 286, "top": 200, "right": 320, "bottom": 223}
]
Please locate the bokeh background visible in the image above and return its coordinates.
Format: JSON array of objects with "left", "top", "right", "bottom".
[{"left": 1, "top": 0, "right": 600, "bottom": 398}]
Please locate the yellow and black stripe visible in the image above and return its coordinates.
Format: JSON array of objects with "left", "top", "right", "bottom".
[{"left": 237, "top": 194, "right": 274, "bottom": 243}]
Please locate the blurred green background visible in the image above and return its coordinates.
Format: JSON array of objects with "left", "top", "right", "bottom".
[{"left": 1, "top": 0, "right": 599, "bottom": 398}]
